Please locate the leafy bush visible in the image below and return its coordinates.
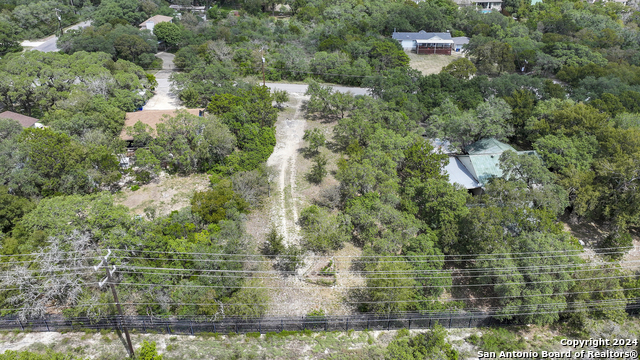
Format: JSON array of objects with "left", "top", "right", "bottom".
[
  {"left": 191, "top": 179, "right": 249, "bottom": 224},
  {"left": 262, "top": 227, "right": 285, "bottom": 255},
  {"left": 385, "top": 324, "right": 458, "bottom": 360},
  {"left": 137, "top": 340, "right": 163, "bottom": 360},
  {"left": 307, "top": 154, "right": 328, "bottom": 184},
  {"left": 467, "top": 328, "right": 526, "bottom": 353}
]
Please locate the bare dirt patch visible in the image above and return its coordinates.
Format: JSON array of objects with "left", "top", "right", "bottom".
[
  {"left": 407, "top": 51, "right": 465, "bottom": 76},
  {"left": 114, "top": 173, "right": 210, "bottom": 217}
]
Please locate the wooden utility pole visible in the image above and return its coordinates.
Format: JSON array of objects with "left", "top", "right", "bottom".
[
  {"left": 261, "top": 46, "right": 266, "bottom": 86},
  {"left": 95, "top": 250, "right": 135, "bottom": 358}
]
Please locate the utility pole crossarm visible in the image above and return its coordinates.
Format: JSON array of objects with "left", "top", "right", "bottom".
[{"left": 95, "top": 249, "right": 134, "bottom": 357}]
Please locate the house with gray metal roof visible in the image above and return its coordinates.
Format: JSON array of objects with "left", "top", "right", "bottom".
[{"left": 392, "top": 31, "right": 454, "bottom": 54}]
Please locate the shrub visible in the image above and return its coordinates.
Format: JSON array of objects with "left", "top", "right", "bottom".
[
  {"left": 137, "top": 340, "right": 163, "bottom": 360},
  {"left": 307, "top": 154, "right": 327, "bottom": 184},
  {"left": 130, "top": 185, "right": 140, "bottom": 191},
  {"left": 262, "top": 227, "right": 285, "bottom": 255}
]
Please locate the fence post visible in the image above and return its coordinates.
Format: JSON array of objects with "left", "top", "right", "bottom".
[
  {"left": 324, "top": 318, "right": 327, "bottom": 332},
  {"left": 448, "top": 312, "right": 452, "bottom": 329},
  {"left": 346, "top": 317, "right": 349, "bottom": 331},
  {"left": 44, "top": 318, "right": 50, "bottom": 332},
  {"left": 190, "top": 321, "right": 194, "bottom": 335},
  {"left": 259, "top": 320, "right": 261, "bottom": 334},
  {"left": 367, "top": 317, "right": 369, "bottom": 330},
  {"left": 469, "top": 315, "right": 473, "bottom": 328},
  {"left": 18, "top": 319, "right": 24, "bottom": 331},
  {"left": 213, "top": 322, "right": 216, "bottom": 333},
  {"left": 428, "top": 318, "right": 431, "bottom": 328},
  {"left": 280, "top": 319, "right": 283, "bottom": 333},
  {"left": 235, "top": 318, "right": 238, "bottom": 334},
  {"left": 387, "top": 314, "right": 390, "bottom": 330},
  {"left": 408, "top": 315, "right": 411, "bottom": 330}
]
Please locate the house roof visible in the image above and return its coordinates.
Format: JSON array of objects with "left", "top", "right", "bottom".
[
  {"left": 467, "top": 138, "right": 516, "bottom": 155},
  {"left": 0, "top": 111, "right": 39, "bottom": 128},
  {"left": 392, "top": 31, "right": 453, "bottom": 41},
  {"left": 445, "top": 156, "right": 481, "bottom": 189},
  {"left": 139, "top": 15, "right": 173, "bottom": 27},
  {"left": 416, "top": 38, "right": 454, "bottom": 44},
  {"left": 452, "top": 37, "right": 469, "bottom": 45},
  {"left": 120, "top": 109, "right": 202, "bottom": 141}
]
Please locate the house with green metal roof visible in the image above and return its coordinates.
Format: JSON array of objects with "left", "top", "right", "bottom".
[{"left": 438, "top": 138, "right": 536, "bottom": 194}]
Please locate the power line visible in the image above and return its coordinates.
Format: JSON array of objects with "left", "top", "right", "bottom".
[
  {"left": 106, "top": 245, "right": 639, "bottom": 258},
  {"left": 112, "top": 274, "right": 639, "bottom": 290},
  {"left": 113, "top": 264, "right": 628, "bottom": 281},
  {"left": 0, "top": 261, "right": 630, "bottom": 282},
  {"left": 109, "top": 251, "right": 628, "bottom": 264},
  {"left": 118, "top": 260, "right": 637, "bottom": 275}
]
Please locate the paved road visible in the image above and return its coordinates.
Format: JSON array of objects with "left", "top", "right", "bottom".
[
  {"left": 31, "top": 20, "right": 91, "bottom": 53},
  {"left": 265, "top": 82, "right": 370, "bottom": 96}
]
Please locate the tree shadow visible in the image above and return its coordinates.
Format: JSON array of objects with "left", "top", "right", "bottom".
[
  {"left": 297, "top": 146, "right": 318, "bottom": 160},
  {"left": 300, "top": 100, "right": 340, "bottom": 123},
  {"left": 324, "top": 140, "right": 341, "bottom": 153},
  {"left": 449, "top": 267, "right": 497, "bottom": 310}
]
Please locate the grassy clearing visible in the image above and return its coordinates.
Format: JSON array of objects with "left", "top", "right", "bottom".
[
  {"left": 114, "top": 173, "right": 210, "bottom": 217},
  {"left": 406, "top": 51, "right": 465, "bottom": 76}
]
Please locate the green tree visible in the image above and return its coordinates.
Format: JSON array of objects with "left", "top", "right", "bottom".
[
  {"left": 429, "top": 97, "right": 513, "bottom": 153},
  {"left": 303, "top": 128, "right": 325, "bottom": 155},
  {"left": 299, "top": 205, "right": 351, "bottom": 252},
  {"left": 153, "top": 21, "right": 182, "bottom": 49},
  {"left": 399, "top": 138, "right": 448, "bottom": 183},
  {"left": 0, "top": 187, "right": 34, "bottom": 233},
  {"left": 0, "top": 21, "right": 22, "bottom": 56},
  {"left": 442, "top": 57, "right": 477, "bottom": 79},
  {"left": 225, "top": 279, "right": 270, "bottom": 318},
  {"left": 307, "top": 154, "right": 328, "bottom": 184},
  {"left": 190, "top": 180, "right": 249, "bottom": 224},
  {"left": 113, "top": 34, "right": 152, "bottom": 63},
  {"left": 365, "top": 258, "right": 418, "bottom": 314},
  {"left": 369, "top": 40, "right": 410, "bottom": 71}
]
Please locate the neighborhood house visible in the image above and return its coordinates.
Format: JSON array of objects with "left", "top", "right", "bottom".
[
  {"left": 433, "top": 138, "right": 536, "bottom": 195},
  {"left": 0, "top": 111, "right": 44, "bottom": 129},
  {"left": 139, "top": 15, "right": 173, "bottom": 31},
  {"left": 392, "top": 31, "right": 465, "bottom": 55}
]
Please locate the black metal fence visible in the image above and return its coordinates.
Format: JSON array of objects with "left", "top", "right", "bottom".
[{"left": 0, "top": 312, "right": 495, "bottom": 335}]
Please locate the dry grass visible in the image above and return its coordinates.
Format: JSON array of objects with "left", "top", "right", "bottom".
[
  {"left": 406, "top": 51, "right": 465, "bottom": 76},
  {"left": 114, "top": 173, "right": 210, "bottom": 217}
]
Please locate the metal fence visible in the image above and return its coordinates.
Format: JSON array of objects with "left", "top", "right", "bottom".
[{"left": 0, "top": 312, "right": 495, "bottom": 335}]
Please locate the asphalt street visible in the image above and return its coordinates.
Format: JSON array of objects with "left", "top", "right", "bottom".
[
  {"left": 265, "top": 82, "right": 370, "bottom": 96},
  {"left": 31, "top": 21, "right": 92, "bottom": 53}
]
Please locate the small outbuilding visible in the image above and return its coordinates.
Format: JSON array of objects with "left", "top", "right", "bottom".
[
  {"left": 452, "top": 37, "right": 469, "bottom": 52},
  {"left": 0, "top": 111, "right": 43, "bottom": 128}
]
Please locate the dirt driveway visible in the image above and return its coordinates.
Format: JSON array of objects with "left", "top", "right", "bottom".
[{"left": 144, "top": 52, "right": 182, "bottom": 110}]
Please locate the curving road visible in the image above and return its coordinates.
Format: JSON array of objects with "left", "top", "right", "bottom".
[
  {"left": 25, "top": 21, "right": 92, "bottom": 53},
  {"left": 265, "top": 82, "right": 370, "bottom": 96}
]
